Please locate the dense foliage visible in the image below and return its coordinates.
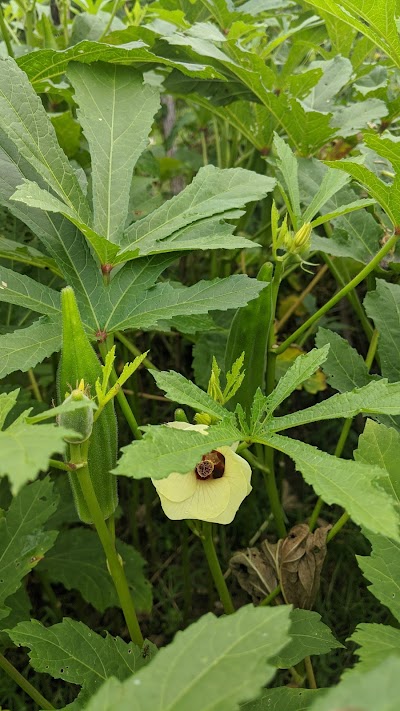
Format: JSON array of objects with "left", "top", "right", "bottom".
[{"left": 1, "top": 1, "right": 400, "bottom": 709}]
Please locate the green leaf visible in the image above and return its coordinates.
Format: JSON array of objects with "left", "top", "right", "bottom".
[
  {"left": 271, "top": 609, "right": 342, "bottom": 669},
  {"left": 104, "top": 276, "right": 266, "bottom": 333},
  {"left": 315, "top": 328, "right": 373, "bottom": 392},
  {"left": 322, "top": 9, "right": 357, "bottom": 56},
  {"left": 305, "top": 0, "right": 400, "bottom": 69},
  {"left": 270, "top": 381, "right": 400, "bottom": 431},
  {"left": 39, "top": 528, "right": 152, "bottom": 614},
  {"left": 325, "top": 136, "right": 400, "bottom": 226},
  {"left": 241, "top": 687, "right": 325, "bottom": 711},
  {"left": 310, "top": 197, "right": 376, "bottom": 230},
  {"left": 331, "top": 98, "right": 387, "bottom": 137},
  {"left": 299, "top": 158, "right": 383, "bottom": 264},
  {"left": 68, "top": 64, "right": 160, "bottom": 244},
  {"left": 265, "top": 346, "right": 330, "bottom": 417},
  {"left": 17, "top": 37, "right": 223, "bottom": 91},
  {"left": 0, "top": 264, "right": 60, "bottom": 316},
  {"left": 263, "top": 433, "right": 399, "bottom": 539},
  {"left": 0, "top": 317, "right": 61, "bottom": 380},
  {"left": 364, "top": 280, "right": 400, "bottom": 382},
  {"left": 124, "top": 216, "right": 257, "bottom": 257},
  {"left": 273, "top": 134, "right": 301, "bottom": 220},
  {"left": 152, "top": 370, "right": 226, "bottom": 420},
  {"left": 0, "top": 57, "right": 91, "bottom": 226},
  {"left": 354, "top": 420, "right": 400, "bottom": 621},
  {"left": 357, "top": 533, "right": 400, "bottom": 622},
  {"left": 0, "top": 136, "right": 102, "bottom": 331},
  {"left": 8, "top": 618, "right": 153, "bottom": 707},
  {"left": 51, "top": 110, "right": 81, "bottom": 159},
  {"left": 355, "top": 419, "right": 400, "bottom": 504},
  {"left": 114, "top": 416, "right": 242, "bottom": 480},
  {"left": 99, "top": 254, "right": 176, "bottom": 330},
  {"left": 302, "top": 170, "right": 350, "bottom": 222},
  {"left": 0, "top": 417, "right": 71, "bottom": 494},
  {"left": 11, "top": 180, "right": 118, "bottom": 265},
  {"left": 301, "top": 57, "right": 352, "bottom": 112},
  {"left": 350, "top": 624, "right": 400, "bottom": 673},
  {"left": 0, "top": 586, "right": 31, "bottom": 649},
  {"left": 119, "top": 166, "right": 275, "bottom": 259},
  {"left": 0, "top": 477, "right": 58, "bottom": 622},
  {"left": 309, "top": 656, "right": 400, "bottom": 711},
  {"left": 0, "top": 390, "right": 19, "bottom": 429},
  {"left": 0, "top": 235, "right": 60, "bottom": 274},
  {"left": 82, "top": 604, "right": 292, "bottom": 711}
]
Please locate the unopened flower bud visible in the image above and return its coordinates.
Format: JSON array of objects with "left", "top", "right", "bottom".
[
  {"left": 59, "top": 387, "right": 94, "bottom": 444},
  {"left": 174, "top": 408, "right": 188, "bottom": 423},
  {"left": 293, "top": 223, "right": 312, "bottom": 253},
  {"left": 194, "top": 412, "right": 213, "bottom": 425}
]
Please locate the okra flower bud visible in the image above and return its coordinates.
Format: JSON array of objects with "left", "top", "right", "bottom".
[
  {"left": 59, "top": 386, "right": 94, "bottom": 444},
  {"left": 284, "top": 223, "right": 312, "bottom": 256}
]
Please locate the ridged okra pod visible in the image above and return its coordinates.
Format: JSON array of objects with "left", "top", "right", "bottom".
[
  {"left": 225, "top": 262, "right": 273, "bottom": 412},
  {"left": 58, "top": 286, "right": 118, "bottom": 523}
]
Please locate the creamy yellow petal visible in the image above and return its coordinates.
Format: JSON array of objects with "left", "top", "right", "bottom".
[
  {"left": 210, "top": 448, "right": 252, "bottom": 524},
  {"left": 152, "top": 470, "right": 197, "bottom": 503},
  {"left": 159, "top": 476, "right": 230, "bottom": 522},
  {"left": 218, "top": 447, "right": 252, "bottom": 493},
  {"left": 166, "top": 421, "right": 208, "bottom": 434}
]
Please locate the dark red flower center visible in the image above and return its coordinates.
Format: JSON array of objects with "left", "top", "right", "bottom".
[{"left": 195, "top": 450, "right": 225, "bottom": 480}]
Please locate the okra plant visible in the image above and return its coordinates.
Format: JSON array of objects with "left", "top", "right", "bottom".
[{"left": 1, "top": 0, "right": 400, "bottom": 709}]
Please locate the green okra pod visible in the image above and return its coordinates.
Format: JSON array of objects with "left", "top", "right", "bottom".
[
  {"left": 224, "top": 262, "right": 274, "bottom": 413},
  {"left": 58, "top": 287, "right": 118, "bottom": 523}
]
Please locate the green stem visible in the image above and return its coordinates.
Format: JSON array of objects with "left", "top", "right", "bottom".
[
  {"left": 48, "top": 458, "right": 73, "bottom": 472},
  {"left": 213, "top": 118, "right": 222, "bottom": 168},
  {"left": 70, "top": 442, "right": 143, "bottom": 646},
  {"left": 200, "top": 129, "right": 208, "bottom": 166},
  {"left": 98, "top": 0, "right": 120, "bottom": 41},
  {"left": 201, "top": 523, "right": 234, "bottom": 614},
  {"left": 182, "top": 524, "right": 192, "bottom": 624},
  {"left": 60, "top": 0, "right": 69, "bottom": 46},
  {"left": 107, "top": 513, "right": 116, "bottom": 544},
  {"left": 130, "top": 481, "right": 140, "bottom": 549},
  {"left": 264, "top": 447, "right": 287, "bottom": 539},
  {"left": 264, "top": 260, "right": 287, "bottom": 538},
  {"left": 326, "top": 512, "right": 350, "bottom": 542},
  {"left": 260, "top": 583, "right": 281, "bottom": 606},
  {"left": 275, "top": 232, "right": 399, "bottom": 355},
  {"left": 0, "top": 5, "right": 14, "bottom": 57},
  {"left": 25, "top": 2, "right": 36, "bottom": 46},
  {"left": 323, "top": 254, "right": 373, "bottom": 342},
  {"left": 115, "top": 332, "right": 158, "bottom": 371},
  {"left": 304, "top": 655, "right": 317, "bottom": 689},
  {"left": 28, "top": 368, "right": 42, "bottom": 402},
  {"left": 113, "top": 374, "right": 142, "bottom": 439},
  {"left": 0, "top": 652, "right": 54, "bottom": 710}
]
